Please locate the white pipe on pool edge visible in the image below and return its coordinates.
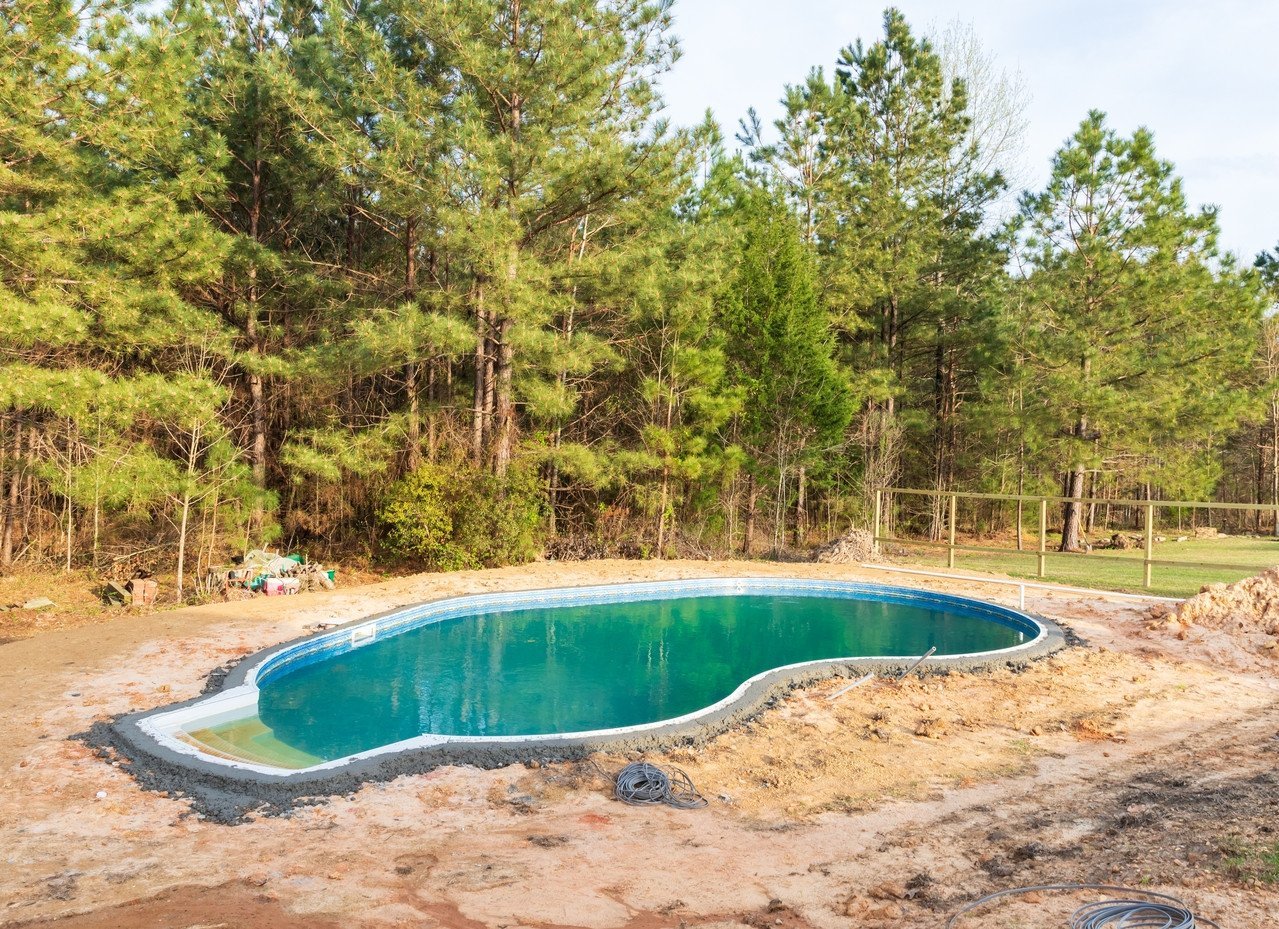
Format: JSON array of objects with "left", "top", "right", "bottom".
[
  {"left": 826, "top": 672, "right": 875, "bottom": 701},
  {"left": 855, "top": 562, "right": 1184, "bottom": 605}
]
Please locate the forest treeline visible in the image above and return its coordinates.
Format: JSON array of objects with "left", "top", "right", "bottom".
[{"left": 2, "top": 0, "right": 1276, "bottom": 591}]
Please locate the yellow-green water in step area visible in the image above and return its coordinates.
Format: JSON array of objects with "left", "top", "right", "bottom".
[
  {"left": 184, "top": 717, "right": 321, "bottom": 770},
  {"left": 175, "top": 588, "right": 1037, "bottom": 770}
]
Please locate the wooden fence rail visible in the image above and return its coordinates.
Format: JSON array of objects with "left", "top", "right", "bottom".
[{"left": 872, "top": 487, "right": 1279, "bottom": 590}]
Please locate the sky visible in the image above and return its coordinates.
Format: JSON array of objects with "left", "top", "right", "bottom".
[{"left": 656, "top": 0, "right": 1279, "bottom": 261}]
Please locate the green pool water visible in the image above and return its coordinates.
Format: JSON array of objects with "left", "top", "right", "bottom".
[{"left": 242, "top": 592, "right": 1025, "bottom": 764}]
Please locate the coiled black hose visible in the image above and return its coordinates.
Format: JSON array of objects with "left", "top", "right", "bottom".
[
  {"left": 610, "top": 761, "right": 707, "bottom": 809},
  {"left": 946, "top": 883, "right": 1220, "bottom": 929}
]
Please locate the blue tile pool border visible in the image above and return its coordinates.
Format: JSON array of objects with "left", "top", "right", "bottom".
[
  {"left": 106, "top": 577, "right": 1067, "bottom": 816},
  {"left": 244, "top": 578, "right": 1044, "bottom": 691}
]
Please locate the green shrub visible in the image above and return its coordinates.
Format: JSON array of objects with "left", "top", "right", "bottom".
[{"left": 378, "top": 462, "right": 544, "bottom": 570}]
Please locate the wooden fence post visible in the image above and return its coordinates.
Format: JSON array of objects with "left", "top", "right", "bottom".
[
  {"left": 1037, "top": 498, "right": 1047, "bottom": 578},
  {"left": 947, "top": 493, "right": 957, "bottom": 569}
]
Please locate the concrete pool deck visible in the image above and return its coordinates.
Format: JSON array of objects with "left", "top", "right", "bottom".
[{"left": 3, "top": 559, "right": 1278, "bottom": 928}]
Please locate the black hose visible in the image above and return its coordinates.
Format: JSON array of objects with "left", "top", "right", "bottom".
[
  {"left": 609, "top": 761, "right": 708, "bottom": 809},
  {"left": 946, "top": 883, "right": 1219, "bottom": 929}
]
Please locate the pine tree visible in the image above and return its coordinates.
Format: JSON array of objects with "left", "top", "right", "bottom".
[
  {"left": 823, "top": 9, "right": 973, "bottom": 503},
  {"left": 406, "top": 0, "right": 681, "bottom": 475},
  {"left": 721, "top": 187, "right": 853, "bottom": 554},
  {"left": 741, "top": 9, "right": 1004, "bottom": 533},
  {"left": 281, "top": 0, "right": 470, "bottom": 474},
  {"left": 1, "top": 0, "right": 237, "bottom": 571},
  {"left": 606, "top": 126, "right": 741, "bottom": 555},
  {"left": 1017, "top": 112, "right": 1264, "bottom": 551}
]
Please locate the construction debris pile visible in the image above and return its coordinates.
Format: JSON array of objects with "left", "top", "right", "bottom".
[
  {"left": 213, "top": 549, "right": 336, "bottom": 601},
  {"left": 813, "top": 529, "right": 879, "bottom": 565},
  {"left": 103, "top": 576, "right": 159, "bottom": 607},
  {"left": 1146, "top": 566, "right": 1279, "bottom": 655}
]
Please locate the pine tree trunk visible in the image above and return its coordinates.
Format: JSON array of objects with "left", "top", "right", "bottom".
[
  {"left": 404, "top": 216, "right": 422, "bottom": 471},
  {"left": 63, "top": 495, "right": 73, "bottom": 572},
  {"left": 21, "top": 422, "right": 34, "bottom": 547},
  {"left": 872, "top": 294, "right": 902, "bottom": 507},
  {"left": 656, "top": 465, "right": 670, "bottom": 555},
  {"left": 427, "top": 363, "right": 438, "bottom": 462},
  {"left": 1015, "top": 471, "right": 1025, "bottom": 553},
  {"left": 176, "top": 439, "right": 196, "bottom": 596},
  {"left": 742, "top": 473, "right": 756, "bottom": 556},
  {"left": 1272, "top": 395, "right": 1279, "bottom": 536},
  {"left": 492, "top": 0, "right": 522, "bottom": 477},
  {"left": 248, "top": 369, "right": 266, "bottom": 491},
  {"left": 1060, "top": 356, "right": 1092, "bottom": 552},
  {"left": 1254, "top": 424, "right": 1264, "bottom": 533},
  {"left": 656, "top": 387, "right": 676, "bottom": 554},
  {"left": 63, "top": 424, "right": 74, "bottom": 571},
  {"left": 794, "top": 465, "right": 806, "bottom": 547},
  {"left": 929, "top": 332, "right": 960, "bottom": 542},
  {"left": 405, "top": 362, "right": 422, "bottom": 471},
  {"left": 493, "top": 316, "right": 515, "bottom": 475},
  {"left": 1, "top": 414, "right": 19, "bottom": 568},
  {"left": 930, "top": 331, "right": 946, "bottom": 542},
  {"left": 245, "top": 148, "right": 267, "bottom": 530},
  {"left": 546, "top": 459, "right": 558, "bottom": 536},
  {"left": 483, "top": 312, "right": 497, "bottom": 460},
  {"left": 204, "top": 486, "right": 220, "bottom": 589},
  {"left": 471, "top": 285, "right": 488, "bottom": 463},
  {"left": 1060, "top": 458, "right": 1086, "bottom": 552},
  {"left": 772, "top": 465, "right": 785, "bottom": 557}
]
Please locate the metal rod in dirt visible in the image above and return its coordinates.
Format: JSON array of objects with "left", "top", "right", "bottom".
[
  {"left": 897, "top": 646, "right": 937, "bottom": 681},
  {"left": 827, "top": 672, "right": 875, "bottom": 701}
]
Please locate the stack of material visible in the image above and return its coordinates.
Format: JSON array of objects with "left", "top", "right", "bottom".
[
  {"left": 812, "top": 529, "right": 879, "bottom": 564},
  {"left": 215, "top": 550, "right": 337, "bottom": 599},
  {"left": 297, "top": 562, "right": 336, "bottom": 592},
  {"left": 128, "top": 577, "right": 159, "bottom": 606},
  {"left": 263, "top": 577, "right": 301, "bottom": 596},
  {"left": 101, "top": 575, "right": 158, "bottom": 607},
  {"left": 1145, "top": 566, "right": 1279, "bottom": 657},
  {"left": 1096, "top": 533, "right": 1140, "bottom": 550},
  {"left": 240, "top": 549, "right": 300, "bottom": 580}
]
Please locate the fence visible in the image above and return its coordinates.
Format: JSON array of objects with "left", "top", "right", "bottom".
[{"left": 872, "top": 487, "right": 1279, "bottom": 592}]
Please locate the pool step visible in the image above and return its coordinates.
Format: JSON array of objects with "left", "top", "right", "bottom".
[
  {"left": 174, "top": 731, "right": 249, "bottom": 764},
  {"left": 181, "top": 717, "right": 320, "bottom": 770}
]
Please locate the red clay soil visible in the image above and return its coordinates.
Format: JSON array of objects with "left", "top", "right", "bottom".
[
  {"left": 4, "top": 883, "right": 347, "bottom": 929},
  {"left": 1, "top": 560, "right": 1277, "bottom": 928},
  {"left": 1147, "top": 565, "right": 1279, "bottom": 661}
]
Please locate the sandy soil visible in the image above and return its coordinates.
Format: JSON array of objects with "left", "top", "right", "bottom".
[
  {"left": 1, "top": 559, "right": 1276, "bottom": 927},
  {"left": 0, "top": 563, "right": 389, "bottom": 643}
]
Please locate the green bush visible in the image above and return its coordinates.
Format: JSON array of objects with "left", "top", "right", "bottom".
[{"left": 378, "top": 462, "right": 544, "bottom": 570}]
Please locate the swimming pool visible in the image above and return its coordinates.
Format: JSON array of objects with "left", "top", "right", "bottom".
[{"left": 116, "top": 578, "right": 1063, "bottom": 788}]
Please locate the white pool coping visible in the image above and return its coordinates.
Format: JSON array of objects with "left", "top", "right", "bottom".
[{"left": 130, "top": 577, "right": 1054, "bottom": 779}]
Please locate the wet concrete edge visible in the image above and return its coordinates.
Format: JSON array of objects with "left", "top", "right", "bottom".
[
  {"left": 82, "top": 633, "right": 1069, "bottom": 824},
  {"left": 78, "top": 579, "right": 1071, "bottom": 824}
]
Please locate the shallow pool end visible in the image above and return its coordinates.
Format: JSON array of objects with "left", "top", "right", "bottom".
[{"left": 101, "top": 579, "right": 1068, "bottom": 822}]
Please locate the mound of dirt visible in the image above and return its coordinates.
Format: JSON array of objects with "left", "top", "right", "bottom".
[
  {"left": 1145, "top": 566, "right": 1279, "bottom": 656},
  {"left": 813, "top": 529, "right": 879, "bottom": 564}
]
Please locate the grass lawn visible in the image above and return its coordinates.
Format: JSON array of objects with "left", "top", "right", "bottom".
[{"left": 891, "top": 534, "right": 1279, "bottom": 599}]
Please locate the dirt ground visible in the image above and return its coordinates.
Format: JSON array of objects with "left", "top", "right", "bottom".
[
  {"left": 0, "top": 563, "right": 390, "bottom": 642},
  {"left": 1, "top": 559, "right": 1276, "bottom": 927}
]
